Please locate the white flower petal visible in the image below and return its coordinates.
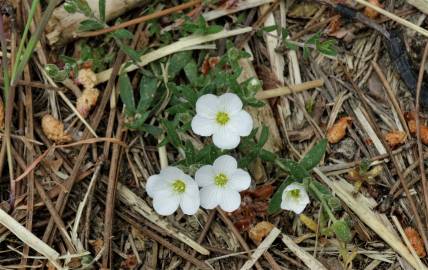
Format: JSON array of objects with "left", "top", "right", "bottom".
[
  {"left": 195, "top": 165, "right": 215, "bottom": 187},
  {"left": 196, "top": 94, "right": 219, "bottom": 118},
  {"left": 213, "top": 128, "right": 240, "bottom": 149},
  {"left": 191, "top": 115, "right": 217, "bottom": 136},
  {"left": 180, "top": 193, "right": 200, "bottom": 215},
  {"left": 153, "top": 194, "right": 180, "bottom": 216},
  {"left": 146, "top": 175, "right": 168, "bottom": 198},
  {"left": 200, "top": 186, "right": 222, "bottom": 209},
  {"left": 213, "top": 155, "right": 238, "bottom": 175},
  {"left": 218, "top": 93, "right": 243, "bottom": 115},
  {"left": 219, "top": 189, "right": 241, "bottom": 212},
  {"left": 229, "top": 169, "right": 251, "bottom": 191},
  {"left": 281, "top": 198, "right": 308, "bottom": 214},
  {"left": 160, "top": 167, "right": 185, "bottom": 182},
  {"left": 227, "top": 111, "right": 253, "bottom": 136}
]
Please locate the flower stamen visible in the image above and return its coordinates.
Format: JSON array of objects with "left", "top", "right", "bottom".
[
  {"left": 214, "top": 173, "right": 228, "bottom": 187},
  {"left": 289, "top": 189, "right": 300, "bottom": 200},
  {"left": 172, "top": 179, "right": 186, "bottom": 193},
  {"left": 216, "top": 112, "right": 230, "bottom": 125}
]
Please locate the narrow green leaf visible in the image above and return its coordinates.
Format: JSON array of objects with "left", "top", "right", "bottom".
[
  {"left": 79, "top": 19, "right": 104, "bottom": 32},
  {"left": 275, "top": 159, "right": 309, "bottom": 179},
  {"left": 118, "top": 74, "right": 136, "bottom": 114},
  {"left": 113, "top": 29, "right": 133, "bottom": 40},
  {"left": 206, "top": 25, "right": 223, "bottom": 34},
  {"left": 64, "top": 0, "right": 77, "bottom": 13},
  {"left": 168, "top": 51, "right": 192, "bottom": 78},
  {"left": 262, "top": 25, "right": 278, "bottom": 32},
  {"left": 137, "top": 76, "right": 157, "bottom": 112},
  {"left": 163, "top": 120, "right": 182, "bottom": 148},
  {"left": 99, "top": 0, "right": 106, "bottom": 21},
  {"left": 299, "top": 138, "right": 327, "bottom": 171},
  {"left": 258, "top": 126, "right": 269, "bottom": 147}
]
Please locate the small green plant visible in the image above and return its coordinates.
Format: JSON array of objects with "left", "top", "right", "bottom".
[
  {"left": 268, "top": 139, "right": 353, "bottom": 243},
  {"left": 182, "top": 15, "right": 223, "bottom": 35}
]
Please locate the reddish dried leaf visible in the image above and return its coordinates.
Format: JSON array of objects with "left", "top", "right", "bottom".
[
  {"left": 326, "top": 16, "right": 342, "bottom": 35},
  {"left": 121, "top": 254, "right": 138, "bottom": 269},
  {"left": 256, "top": 65, "right": 281, "bottom": 90},
  {"left": 200, "top": 56, "right": 220, "bottom": 75},
  {"left": 364, "top": 0, "right": 383, "bottom": 19},
  {"left": 405, "top": 227, "right": 426, "bottom": 257}
]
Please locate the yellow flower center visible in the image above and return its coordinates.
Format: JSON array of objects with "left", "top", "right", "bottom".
[
  {"left": 289, "top": 189, "right": 300, "bottom": 200},
  {"left": 214, "top": 173, "right": 228, "bottom": 187},
  {"left": 216, "top": 112, "right": 230, "bottom": 125},
  {"left": 172, "top": 179, "right": 186, "bottom": 194}
]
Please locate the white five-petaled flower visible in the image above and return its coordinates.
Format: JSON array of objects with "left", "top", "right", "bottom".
[
  {"left": 195, "top": 155, "right": 251, "bottom": 212},
  {"left": 281, "top": 183, "right": 310, "bottom": 214},
  {"left": 146, "top": 167, "right": 200, "bottom": 216},
  {"left": 191, "top": 93, "right": 253, "bottom": 149}
]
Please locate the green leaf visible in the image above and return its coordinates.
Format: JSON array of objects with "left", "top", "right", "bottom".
[
  {"left": 113, "top": 29, "right": 133, "bottom": 40},
  {"left": 163, "top": 120, "right": 182, "bottom": 148},
  {"left": 268, "top": 178, "right": 294, "bottom": 214},
  {"left": 79, "top": 19, "right": 104, "bottom": 32},
  {"left": 317, "top": 40, "right": 337, "bottom": 56},
  {"left": 307, "top": 31, "right": 321, "bottom": 45},
  {"left": 259, "top": 149, "right": 277, "bottom": 162},
  {"left": 299, "top": 138, "right": 327, "bottom": 171},
  {"left": 99, "top": 0, "right": 106, "bottom": 21},
  {"left": 64, "top": 0, "right": 77, "bottom": 13},
  {"left": 118, "top": 74, "right": 136, "bottom": 114},
  {"left": 258, "top": 126, "right": 269, "bottom": 147},
  {"left": 44, "top": 64, "right": 60, "bottom": 77},
  {"left": 75, "top": 0, "right": 93, "bottom": 17},
  {"left": 168, "top": 51, "right": 192, "bottom": 78},
  {"left": 115, "top": 39, "right": 141, "bottom": 64},
  {"left": 332, "top": 220, "right": 352, "bottom": 242},
  {"left": 137, "top": 76, "right": 157, "bottom": 112},
  {"left": 276, "top": 159, "right": 309, "bottom": 179},
  {"left": 285, "top": 41, "right": 298, "bottom": 50},
  {"left": 206, "top": 25, "right": 223, "bottom": 34},
  {"left": 183, "top": 60, "right": 199, "bottom": 83},
  {"left": 262, "top": 25, "right": 278, "bottom": 33}
]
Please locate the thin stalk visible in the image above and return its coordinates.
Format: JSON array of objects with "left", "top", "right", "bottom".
[
  {"left": 11, "top": 0, "right": 59, "bottom": 85},
  {"left": 309, "top": 182, "right": 337, "bottom": 222},
  {"left": 11, "top": 0, "right": 40, "bottom": 82}
]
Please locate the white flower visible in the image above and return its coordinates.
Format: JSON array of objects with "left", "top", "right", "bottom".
[
  {"left": 281, "top": 183, "right": 310, "bottom": 214},
  {"left": 191, "top": 93, "right": 253, "bottom": 149},
  {"left": 195, "top": 155, "right": 251, "bottom": 212},
  {"left": 146, "top": 167, "right": 200, "bottom": 216}
]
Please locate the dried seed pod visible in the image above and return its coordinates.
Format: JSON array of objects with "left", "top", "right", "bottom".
[
  {"left": 384, "top": 131, "right": 406, "bottom": 148},
  {"left": 41, "top": 114, "right": 72, "bottom": 143},
  {"left": 0, "top": 97, "right": 4, "bottom": 129},
  {"left": 404, "top": 227, "right": 426, "bottom": 257},
  {"left": 327, "top": 116, "right": 352, "bottom": 144},
  {"left": 76, "top": 68, "right": 97, "bottom": 89},
  {"left": 76, "top": 88, "right": 99, "bottom": 118},
  {"left": 200, "top": 56, "right": 220, "bottom": 75},
  {"left": 248, "top": 221, "right": 275, "bottom": 244}
]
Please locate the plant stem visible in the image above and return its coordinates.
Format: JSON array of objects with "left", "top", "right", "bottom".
[
  {"left": 11, "top": 0, "right": 40, "bottom": 82},
  {"left": 309, "top": 181, "right": 337, "bottom": 222}
]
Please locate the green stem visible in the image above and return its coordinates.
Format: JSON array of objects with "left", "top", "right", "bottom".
[
  {"left": 11, "top": 0, "right": 40, "bottom": 82},
  {"left": 309, "top": 181, "right": 337, "bottom": 222},
  {"left": 12, "top": 0, "right": 59, "bottom": 85}
]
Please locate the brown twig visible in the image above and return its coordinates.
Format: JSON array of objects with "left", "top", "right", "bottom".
[
  {"left": 414, "top": 41, "right": 428, "bottom": 255},
  {"left": 344, "top": 68, "right": 428, "bottom": 256},
  {"left": 217, "top": 209, "right": 264, "bottom": 270},
  {"left": 77, "top": 0, "right": 202, "bottom": 38},
  {"left": 118, "top": 212, "right": 211, "bottom": 270},
  {"left": 183, "top": 210, "right": 216, "bottom": 270}
]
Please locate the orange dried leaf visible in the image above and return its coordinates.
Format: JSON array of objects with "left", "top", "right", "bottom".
[
  {"left": 364, "top": 0, "right": 383, "bottom": 19},
  {"left": 41, "top": 114, "right": 72, "bottom": 143},
  {"left": 326, "top": 16, "right": 342, "bottom": 35},
  {"left": 76, "top": 88, "right": 100, "bottom": 118},
  {"left": 405, "top": 113, "right": 428, "bottom": 144},
  {"left": 405, "top": 227, "right": 426, "bottom": 257},
  {"left": 249, "top": 221, "right": 275, "bottom": 244},
  {"left": 384, "top": 131, "right": 406, "bottom": 148},
  {"left": 89, "top": 239, "right": 104, "bottom": 255},
  {"left": 327, "top": 117, "right": 352, "bottom": 144}
]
